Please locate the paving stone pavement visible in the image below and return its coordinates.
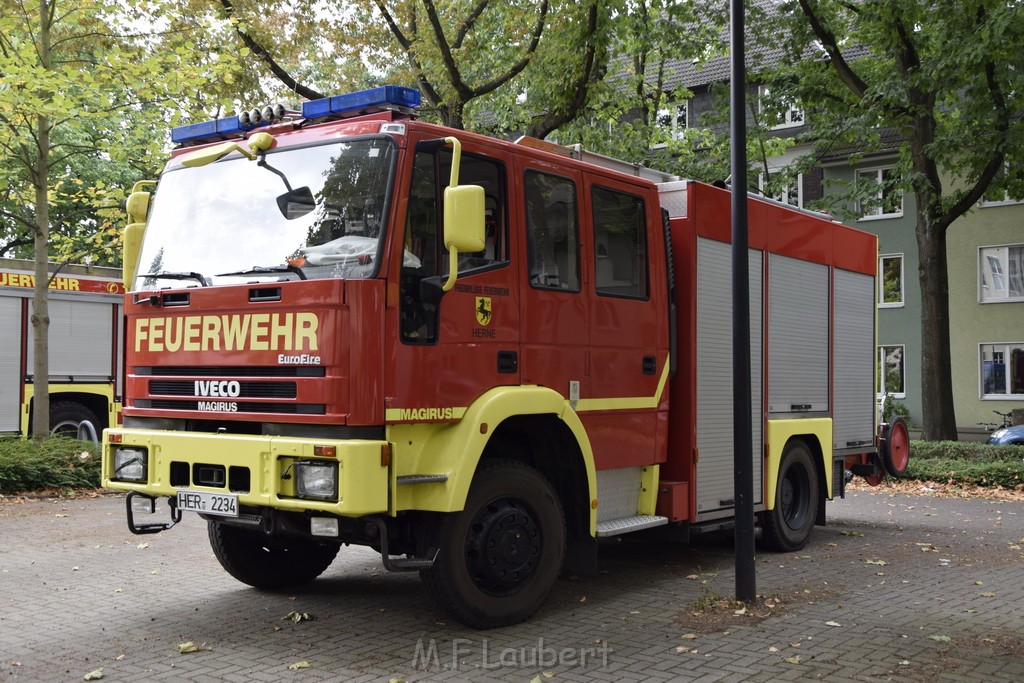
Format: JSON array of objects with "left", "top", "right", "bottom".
[{"left": 1, "top": 489, "right": 1022, "bottom": 682}]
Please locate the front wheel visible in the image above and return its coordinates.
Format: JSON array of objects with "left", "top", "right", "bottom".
[
  {"left": 420, "top": 460, "right": 565, "bottom": 629},
  {"left": 760, "top": 440, "right": 819, "bottom": 552},
  {"left": 50, "top": 401, "right": 101, "bottom": 438},
  {"left": 208, "top": 521, "right": 339, "bottom": 590}
]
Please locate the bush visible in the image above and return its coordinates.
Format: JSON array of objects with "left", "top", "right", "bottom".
[
  {"left": 0, "top": 437, "right": 101, "bottom": 494},
  {"left": 905, "top": 439, "right": 1024, "bottom": 489}
]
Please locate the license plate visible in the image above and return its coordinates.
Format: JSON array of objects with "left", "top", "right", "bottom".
[{"left": 176, "top": 490, "right": 238, "bottom": 517}]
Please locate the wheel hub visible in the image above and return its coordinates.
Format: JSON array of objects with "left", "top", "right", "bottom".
[{"left": 465, "top": 498, "right": 542, "bottom": 596}]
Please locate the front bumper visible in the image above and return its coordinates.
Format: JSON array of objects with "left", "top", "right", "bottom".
[{"left": 102, "top": 428, "right": 390, "bottom": 517}]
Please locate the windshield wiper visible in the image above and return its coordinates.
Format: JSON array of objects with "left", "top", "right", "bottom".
[
  {"left": 138, "top": 271, "right": 209, "bottom": 287},
  {"left": 216, "top": 264, "right": 307, "bottom": 281}
]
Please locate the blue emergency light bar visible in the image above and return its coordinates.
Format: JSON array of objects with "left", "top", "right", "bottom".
[
  {"left": 301, "top": 86, "right": 420, "bottom": 119},
  {"left": 170, "top": 116, "right": 249, "bottom": 145},
  {"left": 170, "top": 86, "right": 421, "bottom": 147}
]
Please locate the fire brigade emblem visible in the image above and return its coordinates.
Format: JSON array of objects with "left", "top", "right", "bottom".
[{"left": 475, "top": 297, "right": 492, "bottom": 326}]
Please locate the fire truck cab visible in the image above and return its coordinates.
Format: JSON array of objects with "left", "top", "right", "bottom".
[{"left": 103, "top": 87, "right": 907, "bottom": 629}]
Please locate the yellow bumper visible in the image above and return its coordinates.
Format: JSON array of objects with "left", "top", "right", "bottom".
[{"left": 102, "top": 428, "right": 389, "bottom": 516}]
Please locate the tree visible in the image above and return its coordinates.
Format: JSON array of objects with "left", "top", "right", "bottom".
[
  {"left": 0, "top": 0, "right": 245, "bottom": 437},
  {"left": 762, "top": 0, "right": 1024, "bottom": 440}
]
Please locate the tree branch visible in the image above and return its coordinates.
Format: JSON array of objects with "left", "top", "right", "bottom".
[
  {"left": 796, "top": 0, "right": 868, "bottom": 99},
  {"left": 421, "top": 0, "right": 472, "bottom": 99},
  {"left": 468, "top": 0, "right": 549, "bottom": 97},
  {"left": 453, "top": 0, "right": 491, "bottom": 50},
  {"left": 374, "top": 1, "right": 443, "bottom": 107},
  {"left": 217, "top": 0, "right": 324, "bottom": 101}
]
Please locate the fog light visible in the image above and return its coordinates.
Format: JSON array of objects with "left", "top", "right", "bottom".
[
  {"left": 310, "top": 517, "right": 339, "bottom": 537},
  {"left": 295, "top": 461, "right": 338, "bottom": 501},
  {"left": 114, "top": 448, "right": 147, "bottom": 482},
  {"left": 130, "top": 494, "right": 156, "bottom": 514}
]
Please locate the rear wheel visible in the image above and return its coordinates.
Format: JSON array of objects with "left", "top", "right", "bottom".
[
  {"left": 421, "top": 460, "right": 565, "bottom": 629},
  {"left": 208, "top": 521, "right": 339, "bottom": 589},
  {"left": 50, "top": 401, "right": 101, "bottom": 438},
  {"left": 761, "top": 440, "right": 818, "bottom": 552},
  {"left": 881, "top": 417, "right": 910, "bottom": 478}
]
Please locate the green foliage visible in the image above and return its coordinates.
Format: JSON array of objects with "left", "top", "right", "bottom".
[
  {"left": 902, "top": 440, "right": 1024, "bottom": 488},
  {"left": 0, "top": 437, "right": 101, "bottom": 494},
  {"left": 882, "top": 396, "right": 910, "bottom": 424}
]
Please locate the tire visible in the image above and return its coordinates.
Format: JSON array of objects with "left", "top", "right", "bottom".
[
  {"left": 761, "top": 440, "right": 819, "bottom": 552},
  {"left": 50, "top": 401, "right": 102, "bottom": 438},
  {"left": 208, "top": 521, "right": 339, "bottom": 590},
  {"left": 420, "top": 459, "right": 565, "bottom": 629},
  {"left": 881, "top": 417, "right": 910, "bottom": 478}
]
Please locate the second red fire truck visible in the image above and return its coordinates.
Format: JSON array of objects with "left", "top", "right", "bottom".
[{"left": 102, "top": 87, "right": 908, "bottom": 628}]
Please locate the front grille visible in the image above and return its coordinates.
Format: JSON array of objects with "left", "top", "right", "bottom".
[
  {"left": 148, "top": 380, "right": 297, "bottom": 398},
  {"left": 135, "top": 366, "right": 324, "bottom": 377},
  {"left": 136, "top": 399, "right": 325, "bottom": 415}
]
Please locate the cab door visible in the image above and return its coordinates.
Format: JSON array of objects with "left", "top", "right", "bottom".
[
  {"left": 580, "top": 178, "right": 668, "bottom": 470},
  {"left": 389, "top": 139, "right": 519, "bottom": 418},
  {"left": 517, "top": 162, "right": 588, "bottom": 405}
]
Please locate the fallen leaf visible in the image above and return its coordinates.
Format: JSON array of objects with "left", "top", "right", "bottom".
[
  {"left": 543, "top": 674, "right": 555, "bottom": 679},
  {"left": 899, "top": 660, "right": 911, "bottom": 665},
  {"left": 825, "top": 621, "right": 842, "bottom": 627},
  {"left": 137, "top": 543, "right": 149, "bottom": 550},
  {"left": 114, "top": 588, "right": 123, "bottom": 593},
  {"left": 865, "top": 559, "right": 888, "bottom": 566},
  {"left": 681, "top": 633, "right": 697, "bottom": 640},
  {"left": 177, "top": 641, "right": 210, "bottom": 654},
  {"left": 674, "top": 646, "right": 687, "bottom": 653},
  {"left": 83, "top": 669, "right": 104, "bottom": 681},
  {"left": 388, "top": 679, "right": 405, "bottom": 683},
  {"left": 72, "top": 566, "right": 80, "bottom": 571},
  {"left": 790, "top": 642, "right": 802, "bottom": 648},
  {"left": 840, "top": 531, "right": 863, "bottom": 537},
  {"left": 56, "top": 514, "right": 69, "bottom": 518},
  {"left": 686, "top": 574, "right": 699, "bottom": 580},
  {"left": 579, "top": 596, "right": 587, "bottom": 604},
  {"left": 784, "top": 655, "right": 801, "bottom": 664},
  {"left": 928, "top": 635, "right": 951, "bottom": 643},
  {"left": 769, "top": 646, "right": 779, "bottom": 653},
  {"left": 975, "top": 581, "right": 984, "bottom": 586},
  {"left": 287, "top": 661, "right": 310, "bottom": 671},
  {"left": 963, "top": 609, "right": 978, "bottom": 614},
  {"left": 282, "top": 611, "right": 314, "bottom": 623},
  {"left": 151, "top": 569, "right": 161, "bottom": 575},
  {"left": 981, "top": 592, "right": 996, "bottom": 598}
]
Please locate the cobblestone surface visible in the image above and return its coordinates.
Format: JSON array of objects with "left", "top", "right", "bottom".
[{"left": 1, "top": 490, "right": 1022, "bottom": 682}]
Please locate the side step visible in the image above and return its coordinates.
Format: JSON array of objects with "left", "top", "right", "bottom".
[{"left": 596, "top": 515, "right": 669, "bottom": 537}]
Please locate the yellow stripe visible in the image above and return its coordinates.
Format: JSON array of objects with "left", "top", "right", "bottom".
[{"left": 575, "top": 355, "right": 671, "bottom": 412}]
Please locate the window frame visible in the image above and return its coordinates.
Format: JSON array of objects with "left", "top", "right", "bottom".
[
  {"left": 878, "top": 253, "right": 905, "bottom": 308},
  {"left": 978, "top": 243, "right": 1024, "bottom": 304},
  {"left": 979, "top": 342, "right": 1024, "bottom": 399},
  {"left": 877, "top": 344, "right": 906, "bottom": 399},
  {"left": 758, "top": 171, "right": 804, "bottom": 209},
  {"left": 759, "top": 85, "right": 806, "bottom": 130},
  {"left": 655, "top": 100, "right": 689, "bottom": 141},
  {"left": 856, "top": 166, "right": 903, "bottom": 220},
  {"left": 523, "top": 168, "right": 581, "bottom": 293},
  {"left": 590, "top": 184, "right": 650, "bottom": 301}
]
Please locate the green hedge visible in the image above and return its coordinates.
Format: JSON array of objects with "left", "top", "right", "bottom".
[
  {"left": 0, "top": 437, "right": 101, "bottom": 494},
  {"left": 906, "top": 440, "right": 1024, "bottom": 488}
]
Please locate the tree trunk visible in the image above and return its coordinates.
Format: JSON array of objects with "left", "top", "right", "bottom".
[
  {"left": 31, "top": 0, "right": 52, "bottom": 439},
  {"left": 915, "top": 206, "right": 958, "bottom": 440},
  {"left": 31, "top": 113, "right": 50, "bottom": 439}
]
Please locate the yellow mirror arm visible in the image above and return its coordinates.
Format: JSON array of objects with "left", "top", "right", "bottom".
[{"left": 442, "top": 136, "right": 461, "bottom": 293}]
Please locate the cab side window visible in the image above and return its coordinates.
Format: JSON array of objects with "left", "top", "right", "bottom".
[
  {"left": 592, "top": 186, "right": 649, "bottom": 299},
  {"left": 524, "top": 170, "right": 580, "bottom": 291},
  {"left": 400, "top": 146, "right": 507, "bottom": 343}
]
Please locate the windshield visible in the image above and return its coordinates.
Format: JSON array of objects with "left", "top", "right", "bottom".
[{"left": 134, "top": 136, "right": 396, "bottom": 290}]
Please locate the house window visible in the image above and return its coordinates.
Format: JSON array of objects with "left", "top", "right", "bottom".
[
  {"left": 656, "top": 101, "right": 688, "bottom": 140},
  {"left": 878, "top": 345, "right": 905, "bottom": 397},
  {"left": 759, "top": 172, "right": 803, "bottom": 208},
  {"left": 759, "top": 86, "right": 805, "bottom": 129},
  {"left": 980, "top": 343, "right": 1024, "bottom": 398},
  {"left": 878, "top": 254, "right": 904, "bottom": 307},
  {"left": 979, "top": 244, "right": 1024, "bottom": 302},
  {"left": 857, "top": 167, "right": 903, "bottom": 219},
  {"left": 980, "top": 165, "right": 1023, "bottom": 206}
]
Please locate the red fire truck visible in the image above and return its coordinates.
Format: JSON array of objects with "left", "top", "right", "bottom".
[
  {"left": 102, "top": 86, "right": 909, "bottom": 628},
  {"left": 0, "top": 258, "right": 124, "bottom": 439}
]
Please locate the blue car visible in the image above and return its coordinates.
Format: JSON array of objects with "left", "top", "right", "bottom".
[{"left": 987, "top": 425, "right": 1024, "bottom": 445}]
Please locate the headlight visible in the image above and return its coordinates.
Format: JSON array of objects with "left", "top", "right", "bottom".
[
  {"left": 113, "top": 448, "right": 148, "bottom": 482},
  {"left": 992, "top": 429, "right": 1008, "bottom": 439},
  {"left": 295, "top": 461, "right": 338, "bottom": 501}
]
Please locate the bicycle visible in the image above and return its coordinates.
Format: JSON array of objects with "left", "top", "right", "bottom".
[{"left": 977, "top": 410, "right": 1013, "bottom": 431}]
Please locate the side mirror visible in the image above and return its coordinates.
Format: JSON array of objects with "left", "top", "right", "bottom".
[
  {"left": 123, "top": 181, "right": 156, "bottom": 289},
  {"left": 439, "top": 136, "right": 485, "bottom": 292},
  {"left": 277, "top": 186, "right": 316, "bottom": 219}
]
